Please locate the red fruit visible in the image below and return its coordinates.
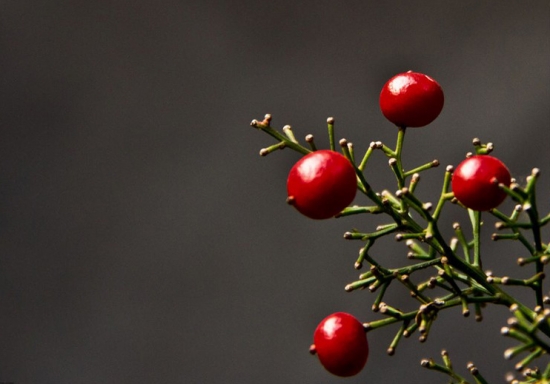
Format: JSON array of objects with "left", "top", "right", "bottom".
[
  {"left": 287, "top": 150, "right": 357, "bottom": 220},
  {"left": 311, "top": 312, "right": 369, "bottom": 377},
  {"left": 379, "top": 71, "right": 444, "bottom": 128},
  {"left": 452, "top": 155, "right": 511, "bottom": 211}
]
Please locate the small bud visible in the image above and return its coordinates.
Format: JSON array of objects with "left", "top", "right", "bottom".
[
  {"left": 327, "top": 117, "right": 334, "bottom": 124},
  {"left": 446, "top": 165, "right": 454, "bottom": 173},
  {"left": 305, "top": 134, "right": 314, "bottom": 142},
  {"left": 504, "top": 349, "right": 514, "bottom": 360},
  {"left": 339, "top": 138, "right": 348, "bottom": 147},
  {"left": 466, "top": 152, "right": 473, "bottom": 158},
  {"left": 507, "top": 317, "right": 518, "bottom": 326},
  {"left": 431, "top": 159, "right": 440, "bottom": 167},
  {"left": 532, "top": 168, "right": 540, "bottom": 177},
  {"left": 387, "top": 347, "right": 395, "bottom": 356},
  {"left": 472, "top": 138, "right": 481, "bottom": 146},
  {"left": 354, "top": 261, "right": 362, "bottom": 270},
  {"left": 309, "top": 344, "right": 316, "bottom": 355},
  {"left": 467, "top": 362, "right": 479, "bottom": 375},
  {"left": 452, "top": 222, "right": 460, "bottom": 230},
  {"left": 286, "top": 196, "right": 295, "bottom": 205}
]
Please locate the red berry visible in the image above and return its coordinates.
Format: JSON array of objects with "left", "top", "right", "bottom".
[
  {"left": 287, "top": 150, "right": 357, "bottom": 220},
  {"left": 311, "top": 312, "right": 369, "bottom": 377},
  {"left": 379, "top": 71, "right": 444, "bottom": 128},
  {"left": 452, "top": 155, "right": 511, "bottom": 211}
]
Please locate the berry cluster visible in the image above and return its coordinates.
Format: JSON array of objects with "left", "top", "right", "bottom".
[{"left": 250, "top": 71, "right": 550, "bottom": 383}]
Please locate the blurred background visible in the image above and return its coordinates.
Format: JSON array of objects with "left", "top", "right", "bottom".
[{"left": 0, "top": 1, "right": 549, "bottom": 383}]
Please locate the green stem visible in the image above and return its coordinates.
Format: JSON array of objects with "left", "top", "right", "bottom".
[
  {"left": 526, "top": 193, "right": 544, "bottom": 307},
  {"left": 394, "top": 127, "right": 406, "bottom": 189},
  {"left": 261, "top": 126, "right": 311, "bottom": 155},
  {"left": 470, "top": 209, "right": 482, "bottom": 268},
  {"left": 358, "top": 143, "right": 375, "bottom": 172},
  {"left": 327, "top": 118, "right": 335, "bottom": 151}
]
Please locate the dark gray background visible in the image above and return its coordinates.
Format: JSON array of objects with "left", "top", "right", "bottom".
[{"left": 0, "top": 1, "right": 549, "bottom": 383}]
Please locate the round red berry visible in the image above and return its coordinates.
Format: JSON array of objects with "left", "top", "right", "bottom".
[
  {"left": 311, "top": 312, "right": 369, "bottom": 377},
  {"left": 379, "top": 71, "right": 444, "bottom": 128},
  {"left": 452, "top": 155, "right": 511, "bottom": 211},
  {"left": 287, "top": 150, "right": 357, "bottom": 220}
]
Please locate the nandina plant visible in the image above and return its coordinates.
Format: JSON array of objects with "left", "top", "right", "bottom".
[{"left": 249, "top": 71, "right": 550, "bottom": 383}]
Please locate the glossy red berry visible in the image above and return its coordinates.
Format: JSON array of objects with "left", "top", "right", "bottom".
[
  {"left": 287, "top": 150, "right": 357, "bottom": 220},
  {"left": 379, "top": 71, "right": 444, "bottom": 128},
  {"left": 311, "top": 312, "right": 369, "bottom": 377},
  {"left": 452, "top": 155, "right": 511, "bottom": 211}
]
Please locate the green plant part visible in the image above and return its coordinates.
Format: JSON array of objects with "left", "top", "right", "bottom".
[{"left": 250, "top": 72, "right": 550, "bottom": 381}]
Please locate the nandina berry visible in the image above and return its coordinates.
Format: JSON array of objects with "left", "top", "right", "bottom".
[
  {"left": 379, "top": 71, "right": 444, "bottom": 128},
  {"left": 310, "top": 312, "right": 369, "bottom": 377},
  {"left": 452, "top": 155, "right": 511, "bottom": 211},
  {"left": 286, "top": 150, "right": 357, "bottom": 220}
]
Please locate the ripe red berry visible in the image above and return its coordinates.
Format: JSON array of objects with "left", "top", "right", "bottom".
[
  {"left": 286, "top": 150, "right": 357, "bottom": 220},
  {"left": 452, "top": 155, "right": 511, "bottom": 211},
  {"left": 379, "top": 71, "right": 444, "bottom": 128},
  {"left": 310, "top": 312, "right": 369, "bottom": 377}
]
